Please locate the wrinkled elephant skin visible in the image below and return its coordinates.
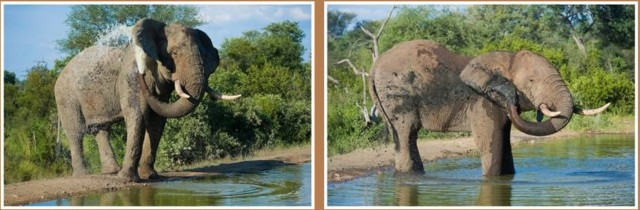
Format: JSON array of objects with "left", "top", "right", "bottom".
[
  {"left": 55, "top": 18, "right": 239, "bottom": 182},
  {"left": 369, "top": 40, "right": 608, "bottom": 176}
]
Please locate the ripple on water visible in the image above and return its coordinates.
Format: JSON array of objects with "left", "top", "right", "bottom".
[
  {"left": 28, "top": 162, "right": 311, "bottom": 206},
  {"left": 328, "top": 134, "right": 635, "bottom": 206}
]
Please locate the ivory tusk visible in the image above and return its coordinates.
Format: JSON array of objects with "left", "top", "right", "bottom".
[
  {"left": 539, "top": 104, "right": 561, "bottom": 117},
  {"left": 206, "top": 87, "right": 241, "bottom": 100},
  {"left": 574, "top": 103, "right": 611, "bottom": 115},
  {"left": 174, "top": 80, "right": 191, "bottom": 99}
]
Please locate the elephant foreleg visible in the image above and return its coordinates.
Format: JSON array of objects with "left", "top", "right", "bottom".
[
  {"left": 139, "top": 112, "right": 166, "bottom": 179},
  {"left": 470, "top": 100, "right": 515, "bottom": 176},
  {"left": 96, "top": 129, "right": 121, "bottom": 174},
  {"left": 117, "top": 115, "right": 144, "bottom": 182}
]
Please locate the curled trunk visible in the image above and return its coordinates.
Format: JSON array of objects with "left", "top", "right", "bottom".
[
  {"left": 138, "top": 62, "right": 205, "bottom": 118},
  {"left": 509, "top": 75, "right": 573, "bottom": 136}
]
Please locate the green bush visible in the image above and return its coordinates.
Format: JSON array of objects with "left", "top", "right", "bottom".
[
  {"left": 157, "top": 94, "right": 311, "bottom": 170},
  {"left": 570, "top": 69, "right": 634, "bottom": 114}
]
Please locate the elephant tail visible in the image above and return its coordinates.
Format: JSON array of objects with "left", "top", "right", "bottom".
[{"left": 368, "top": 68, "right": 394, "bottom": 144}]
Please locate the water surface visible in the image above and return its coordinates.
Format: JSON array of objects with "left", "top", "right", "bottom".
[
  {"left": 31, "top": 162, "right": 311, "bottom": 206},
  {"left": 328, "top": 135, "right": 635, "bottom": 206}
]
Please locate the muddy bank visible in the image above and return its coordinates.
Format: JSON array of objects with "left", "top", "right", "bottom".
[
  {"left": 4, "top": 145, "right": 310, "bottom": 206},
  {"left": 327, "top": 129, "right": 633, "bottom": 182}
]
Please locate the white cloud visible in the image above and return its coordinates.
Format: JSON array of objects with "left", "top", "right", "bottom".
[
  {"left": 289, "top": 7, "right": 311, "bottom": 20},
  {"left": 197, "top": 5, "right": 311, "bottom": 26}
]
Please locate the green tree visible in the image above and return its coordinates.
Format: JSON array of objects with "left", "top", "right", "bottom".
[
  {"left": 592, "top": 5, "right": 635, "bottom": 49},
  {"left": 220, "top": 21, "right": 309, "bottom": 100},
  {"left": 4, "top": 64, "right": 69, "bottom": 183},
  {"left": 58, "top": 5, "right": 203, "bottom": 56},
  {"left": 328, "top": 10, "right": 357, "bottom": 38}
]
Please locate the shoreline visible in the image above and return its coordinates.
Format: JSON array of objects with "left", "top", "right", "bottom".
[
  {"left": 4, "top": 145, "right": 311, "bottom": 206},
  {"left": 327, "top": 130, "right": 634, "bottom": 183}
]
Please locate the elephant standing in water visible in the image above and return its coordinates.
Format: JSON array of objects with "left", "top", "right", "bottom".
[
  {"left": 55, "top": 18, "right": 240, "bottom": 182},
  {"left": 370, "top": 40, "right": 609, "bottom": 176}
]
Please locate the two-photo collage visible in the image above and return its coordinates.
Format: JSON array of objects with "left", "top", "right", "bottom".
[{"left": 1, "top": 1, "right": 638, "bottom": 209}]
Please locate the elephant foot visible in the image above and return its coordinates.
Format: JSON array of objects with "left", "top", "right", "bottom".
[
  {"left": 393, "top": 169, "right": 425, "bottom": 179},
  {"left": 117, "top": 168, "right": 141, "bottom": 183},
  {"left": 72, "top": 168, "right": 90, "bottom": 177},
  {"left": 101, "top": 165, "right": 122, "bottom": 175},
  {"left": 138, "top": 166, "right": 159, "bottom": 180}
]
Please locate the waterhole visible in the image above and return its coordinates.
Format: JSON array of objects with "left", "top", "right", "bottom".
[
  {"left": 30, "top": 162, "right": 311, "bottom": 206},
  {"left": 328, "top": 135, "right": 635, "bottom": 206}
]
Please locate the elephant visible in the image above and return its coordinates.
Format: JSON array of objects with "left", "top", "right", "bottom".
[
  {"left": 54, "top": 18, "right": 240, "bottom": 182},
  {"left": 369, "top": 40, "right": 609, "bottom": 176}
]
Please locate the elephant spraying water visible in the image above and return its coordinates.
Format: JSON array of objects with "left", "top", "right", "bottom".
[
  {"left": 55, "top": 18, "right": 240, "bottom": 182},
  {"left": 369, "top": 40, "right": 609, "bottom": 176}
]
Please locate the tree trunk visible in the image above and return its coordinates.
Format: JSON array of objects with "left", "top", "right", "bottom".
[{"left": 572, "top": 34, "right": 586, "bottom": 55}]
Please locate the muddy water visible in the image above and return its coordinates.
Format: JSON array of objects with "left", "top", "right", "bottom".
[
  {"left": 328, "top": 134, "right": 635, "bottom": 206},
  {"left": 30, "top": 162, "right": 311, "bottom": 206}
]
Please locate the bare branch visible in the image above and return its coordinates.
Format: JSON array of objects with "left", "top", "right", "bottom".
[
  {"left": 356, "top": 103, "right": 372, "bottom": 124},
  {"left": 334, "top": 5, "right": 396, "bottom": 126},
  {"left": 327, "top": 75, "right": 340, "bottom": 85},
  {"left": 360, "top": 26, "right": 375, "bottom": 38},
  {"left": 359, "top": 5, "right": 397, "bottom": 60},
  {"left": 376, "top": 5, "right": 397, "bottom": 38},
  {"left": 335, "top": 59, "right": 369, "bottom": 76}
]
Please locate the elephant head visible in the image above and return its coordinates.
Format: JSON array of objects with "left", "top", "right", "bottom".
[
  {"left": 460, "top": 50, "right": 609, "bottom": 136},
  {"left": 132, "top": 18, "right": 240, "bottom": 118}
]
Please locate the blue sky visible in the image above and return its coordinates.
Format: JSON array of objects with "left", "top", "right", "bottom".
[
  {"left": 328, "top": 5, "right": 398, "bottom": 22},
  {"left": 3, "top": 4, "right": 312, "bottom": 79},
  {"left": 327, "top": 4, "right": 467, "bottom": 31}
]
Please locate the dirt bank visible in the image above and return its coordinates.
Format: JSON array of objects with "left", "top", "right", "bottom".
[
  {"left": 328, "top": 129, "right": 633, "bottom": 182},
  {"left": 4, "top": 145, "right": 311, "bottom": 206}
]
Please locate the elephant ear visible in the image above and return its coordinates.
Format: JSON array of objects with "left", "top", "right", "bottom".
[
  {"left": 194, "top": 29, "right": 220, "bottom": 74},
  {"left": 132, "top": 18, "right": 166, "bottom": 75},
  {"left": 460, "top": 52, "right": 518, "bottom": 109}
]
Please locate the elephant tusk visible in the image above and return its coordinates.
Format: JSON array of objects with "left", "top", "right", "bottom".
[
  {"left": 574, "top": 102, "right": 611, "bottom": 115},
  {"left": 539, "top": 104, "right": 561, "bottom": 117},
  {"left": 174, "top": 80, "right": 191, "bottom": 99},
  {"left": 206, "top": 87, "right": 241, "bottom": 100}
]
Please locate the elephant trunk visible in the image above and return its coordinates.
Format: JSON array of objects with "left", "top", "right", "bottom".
[
  {"left": 139, "top": 58, "right": 205, "bottom": 118},
  {"left": 510, "top": 74, "right": 573, "bottom": 136}
]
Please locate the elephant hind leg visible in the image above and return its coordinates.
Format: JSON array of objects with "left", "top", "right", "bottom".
[
  {"left": 68, "top": 131, "right": 89, "bottom": 176},
  {"left": 392, "top": 114, "right": 424, "bottom": 175},
  {"left": 139, "top": 112, "right": 166, "bottom": 180},
  {"left": 96, "top": 129, "right": 121, "bottom": 174}
]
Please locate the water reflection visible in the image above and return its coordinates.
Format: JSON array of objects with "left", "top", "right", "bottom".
[
  {"left": 476, "top": 176, "right": 513, "bottom": 206},
  {"left": 395, "top": 182, "right": 418, "bottom": 206}
]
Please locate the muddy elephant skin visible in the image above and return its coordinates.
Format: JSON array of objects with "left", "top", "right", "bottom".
[
  {"left": 370, "top": 40, "right": 608, "bottom": 176},
  {"left": 55, "top": 18, "right": 239, "bottom": 182}
]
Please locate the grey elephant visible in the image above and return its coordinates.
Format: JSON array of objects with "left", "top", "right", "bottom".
[
  {"left": 370, "top": 40, "right": 609, "bottom": 176},
  {"left": 54, "top": 18, "right": 240, "bottom": 182}
]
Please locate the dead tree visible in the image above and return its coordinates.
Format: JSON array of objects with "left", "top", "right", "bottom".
[{"left": 335, "top": 5, "right": 396, "bottom": 125}]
